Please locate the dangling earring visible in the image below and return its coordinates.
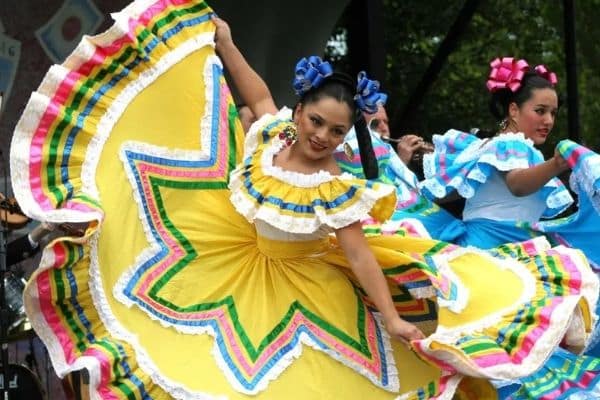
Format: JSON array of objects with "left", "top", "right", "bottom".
[
  {"left": 278, "top": 125, "right": 297, "bottom": 146},
  {"left": 498, "top": 118, "right": 509, "bottom": 131},
  {"left": 343, "top": 142, "right": 355, "bottom": 160}
]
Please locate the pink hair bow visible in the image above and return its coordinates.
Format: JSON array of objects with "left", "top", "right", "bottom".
[
  {"left": 534, "top": 64, "right": 558, "bottom": 85},
  {"left": 486, "top": 57, "right": 529, "bottom": 92}
]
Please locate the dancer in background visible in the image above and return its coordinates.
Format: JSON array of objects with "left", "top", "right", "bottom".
[
  {"left": 421, "top": 57, "right": 600, "bottom": 267},
  {"left": 421, "top": 56, "right": 600, "bottom": 398}
]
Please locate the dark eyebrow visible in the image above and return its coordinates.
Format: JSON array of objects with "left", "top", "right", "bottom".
[
  {"left": 310, "top": 112, "right": 348, "bottom": 130},
  {"left": 333, "top": 123, "right": 349, "bottom": 131}
]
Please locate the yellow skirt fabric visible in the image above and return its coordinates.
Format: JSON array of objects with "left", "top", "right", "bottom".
[{"left": 27, "top": 189, "right": 497, "bottom": 399}]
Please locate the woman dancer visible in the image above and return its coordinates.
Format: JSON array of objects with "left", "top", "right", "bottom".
[
  {"left": 9, "top": 3, "right": 599, "bottom": 397},
  {"left": 417, "top": 56, "right": 600, "bottom": 398},
  {"left": 420, "top": 57, "right": 600, "bottom": 269}
]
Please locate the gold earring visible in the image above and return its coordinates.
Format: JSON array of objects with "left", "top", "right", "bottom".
[
  {"left": 343, "top": 142, "right": 354, "bottom": 160},
  {"left": 498, "top": 118, "right": 509, "bottom": 131}
]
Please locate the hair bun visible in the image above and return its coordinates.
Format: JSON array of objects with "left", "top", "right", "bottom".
[
  {"left": 354, "top": 71, "right": 387, "bottom": 114},
  {"left": 486, "top": 57, "right": 529, "bottom": 93},
  {"left": 534, "top": 65, "right": 558, "bottom": 85},
  {"left": 292, "top": 56, "right": 333, "bottom": 96}
]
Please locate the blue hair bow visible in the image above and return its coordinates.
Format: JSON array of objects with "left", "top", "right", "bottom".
[
  {"left": 293, "top": 56, "right": 333, "bottom": 96},
  {"left": 354, "top": 71, "right": 387, "bottom": 114}
]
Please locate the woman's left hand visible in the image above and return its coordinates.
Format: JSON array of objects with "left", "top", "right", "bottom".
[
  {"left": 552, "top": 149, "right": 570, "bottom": 174},
  {"left": 211, "top": 16, "right": 233, "bottom": 53}
]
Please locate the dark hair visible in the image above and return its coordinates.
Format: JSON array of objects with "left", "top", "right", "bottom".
[
  {"left": 489, "top": 71, "right": 557, "bottom": 120},
  {"left": 296, "top": 72, "right": 379, "bottom": 179},
  {"left": 470, "top": 127, "right": 496, "bottom": 139},
  {"left": 298, "top": 72, "right": 357, "bottom": 116}
]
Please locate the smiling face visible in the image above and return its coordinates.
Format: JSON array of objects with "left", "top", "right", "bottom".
[
  {"left": 293, "top": 97, "right": 352, "bottom": 161},
  {"left": 509, "top": 87, "right": 558, "bottom": 145}
]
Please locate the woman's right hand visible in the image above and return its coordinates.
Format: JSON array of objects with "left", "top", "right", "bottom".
[
  {"left": 211, "top": 16, "right": 233, "bottom": 53},
  {"left": 385, "top": 316, "right": 426, "bottom": 347}
]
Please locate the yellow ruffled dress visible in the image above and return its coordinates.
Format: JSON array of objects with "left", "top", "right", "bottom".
[{"left": 224, "top": 110, "right": 599, "bottom": 399}]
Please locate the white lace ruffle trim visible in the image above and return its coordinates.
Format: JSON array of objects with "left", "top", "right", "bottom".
[
  {"left": 229, "top": 138, "right": 396, "bottom": 234},
  {"left": 243, "top": 107, "right": 293, "bottom": 158},
  {"left": 569, "top": 150, "right": 600, "bottom": 214},
  {"left": 421, "top": 237, "right": 599, "bottom": 380}
]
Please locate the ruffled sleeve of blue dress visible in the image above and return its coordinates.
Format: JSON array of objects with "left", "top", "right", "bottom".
[
  {"left": 333, "top": 128, "right": 465, "bottom": 241},
  {"left": 420, "top": 130, "right": 574, "bottom": 219}
]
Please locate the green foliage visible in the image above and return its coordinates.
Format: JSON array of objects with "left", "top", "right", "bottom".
[{"left": 327, "top": 0, "right": 600, "bottom": 155}]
